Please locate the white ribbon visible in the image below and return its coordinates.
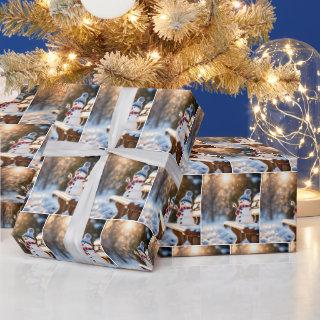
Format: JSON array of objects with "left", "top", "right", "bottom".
[{"left": 43, "top": 87, "right": 183, "bottom": 264}]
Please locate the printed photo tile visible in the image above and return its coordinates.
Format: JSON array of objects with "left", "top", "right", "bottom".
[
  {"left": 88, "top": 154, "right": 158, "bottom": 221},
  {"left": 100, "top": 220, "right": 157, "bottom": 271},
  {"left": 12, "top": 212, "right": 55, "bottom": 259},
  {"left": 0, "top": 86, "right": 37, "bottom": 124},
  {"left": 20, "top": 85, "right": 99, "bottom": 143},
  {"left": 0, "top": 124, "right": 51, "bottom": 167},
  {"left": 161, "top": 175, "right": 202, "bottom": 247},
  {"left": 80, "top": 86, "right": 121, "bottom": 148},
  {"left": 136, "top": 89, "right": 201, "bottom": 164},
  {"left": 201, "top": 173, "right": 261, "bottom": 245},
  {"left": 1, "top": 167, "right": 36, "bottom": 228},
  {"left": 116, "top": 88, "right": 157, "bottom": 148},
  {"left": 24, "top": 156, "right": 99, "bottom": 216},
  {"left": 260, "top": 172, "right": 297, "bottom": 244}
]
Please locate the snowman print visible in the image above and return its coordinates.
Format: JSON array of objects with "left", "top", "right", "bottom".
[
  {"left": 65, "top": 162, "right": 91, "bottom": 196},
  {"left": 63, "top": 92, "right": 89, "bottom": 127},
  {"left": 176, "top": 104, "right": 195, "bottom": 145},
  {"left": 176, "top": 191, "right": 195, "bottom": 225},
  {"left": 21, "top": 228, "right": 51, "bottom": 258},
  {"left": 125, "top": 96, "right": 145, "bottom": 131},
  {"left": 81, "top": 233, "right": 108, "bottom": 265},
  {"left": 123, "top": 165, "right": 150, "bottom": 200},
  {"left": 233, "top": 189, "right": 254, "bottom": 225},
  {"left": 9, "top": 132, "right": 37, "bottom": 154}
]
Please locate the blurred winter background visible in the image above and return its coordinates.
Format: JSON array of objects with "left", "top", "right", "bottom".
[{"left": 0, "top": 1, "right": 318, "bottom": 137}]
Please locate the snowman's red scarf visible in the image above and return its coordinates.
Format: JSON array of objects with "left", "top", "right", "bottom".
[
  {"left": 129, "top": 109, "right": 140, "bottom": 116},
  {"left": 235, "top": 203, "right": 251, "bottom": 216},
  {"left": 11, "top": 140, "right": 32, "bottom": 148},
  {"left": 177, "top": 204, "right": 192, "bottom": 217},
  {"left": 66, "top": 105, "right": 83, "bottom": 116}
]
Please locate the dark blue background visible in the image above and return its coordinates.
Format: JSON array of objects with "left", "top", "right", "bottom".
[{"left": 0, "top": 0, "right": 319, "bottom": 137}]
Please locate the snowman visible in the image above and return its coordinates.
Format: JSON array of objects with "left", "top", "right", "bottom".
[
  {"left": 63, "top": 92, "right": 89, "bottom": 127},
  {"left": 164, "top": 196, "right": 176, "bottom": 224},
  {"left": 135, "top": 241, "right": 153, "bottom": 270},
  {"left": 176, "top": 104, "right": 195, "bottom": 145},
  {"left": 233, "top": 189, "right": 254, "bottom": 225},
  {"left": 125, "top": 96, "right": 145, "bottom": 131},
  {"left": 21, "top": 228, "right": 50, "bottom": 258},
  {"left": 81, "top": 233, "right": 107, "bottom": 265},
  {"left": 65, "top": 161, "right": 91, "bottom": 196},
  {"left": 176, "top": 191, "right": 195, "bottom": 225},
  {"left": 9, "top": 132, "right": 37, "bottom": 154},
  {"left": 123, "top": 165, "right": 150, "bottom": 200}
]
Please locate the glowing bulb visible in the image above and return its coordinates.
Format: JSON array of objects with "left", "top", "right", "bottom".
[
  {"left": 312, "top": 167, "right": 319, "bottom": 174},
  {"left": 309, "top": 151, "right": 315, "bottom": 157},
  {"left": 160, "top": 14, "right": 168, "bottom": 20},
  {"left": 62, "top": 63, "right": 69, "bottom": 70},
  {"left": 83, "top": 17, "right": 93, "bottom": 26},
  {"left": 267, "top": 73, "right": 279, "bottom": 85},
  {"left": 46, "top": 51, "right": 59, "bottom": 65},
  {"left": 276, "top": 127, "right": 283, "bottom": 135},
  {"left": 232, "top": 0, "right": 242, "bottom": 9},
  {"left": 299, "top": 84, "right": 307, "bottom": 93},
  {"left": 253, "top": 105, "right": 260, "bottom": 114},
  {"left": 85, "top": 61, "right": 93, "bottom": 67},
  {"left": 68, "top": 52, "right": 77, "bottom": 61},
  {"left": 148, "top": 50, "right": 161, "bottom": 61},
  {"left": 272, "top": 99, "right": 278, "bottom": 105},
  {"left": 128, "top": 13, "right": 138, "bottom": 23},
  {"left": 305, "top": 114, "right": 310, "bottom": 122},
  {"left": 284, "top": 95, "right": 292, "bottom": 103},
  {"left": 305, "top": 180, "right": 312, "bottom": 188}
]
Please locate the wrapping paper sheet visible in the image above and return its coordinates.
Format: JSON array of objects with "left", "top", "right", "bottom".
[
  {"left": 0, "top": 124, "right": 51, "bottom": 228},
  {"left": 159, "top": 137, "right": 297, "bottom": 257},
  {"left": 11, "top": 86, "right": 204, "bottom": 271}
]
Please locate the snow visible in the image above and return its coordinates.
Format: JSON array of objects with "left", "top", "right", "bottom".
[
  {"left": 230, "top": 158, "right": 269, "bottom": 173},
  {"left": 1, "top": 191, "right": 25, "bottom": 204},
  {"left": 80, "top": 126, "right": 109, "bottom": 149},
  {"left": 137, "top": 128, "right": 172, "bottom": 152},
  {"left": 260, "top": 222, "right": 295, "bottom": 243},
  {"left": 138, "top": 200, "right": 160, "bottom": 235},
  {"left": 24, "top": 190, "right": 59, "bottom": 214},
  {"left": 90, "top": 194, "right": 117, "bottom": 219},
  {"left": 182, "top": 160, "right": 209, "bottom": 174},
  {"left": 201, "top": 224, "right": 237, "bottom": 245},
  {"left": 20, "top": 110, "right": 58, "bottom": 124}
]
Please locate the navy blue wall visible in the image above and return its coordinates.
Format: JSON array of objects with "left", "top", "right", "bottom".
[{"left": 1, "top": 0, "right": 319, "bottom": 137}]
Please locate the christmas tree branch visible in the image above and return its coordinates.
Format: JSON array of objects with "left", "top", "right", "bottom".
[{"left": 0, "top": 0, "right": 57, "bottom": 38}]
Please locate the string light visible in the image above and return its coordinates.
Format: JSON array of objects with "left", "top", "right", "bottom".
[
  {"left": 82, "top": 17, "right": 93, "bottom": 26},
  {"left": 232, "top": 1, "right": 242, "bottom": 9},
  {"left": 148, "top": 50, "right": 161, "bottom": 61},
  {"left": 68, "top": 52, "right": 77, "bottom": 61},
  {"left": 251, "top": 40, "right": 320, "bottom": 190},
  {"left": 128, "top": 13, "right": 139, "bottom": 23}
]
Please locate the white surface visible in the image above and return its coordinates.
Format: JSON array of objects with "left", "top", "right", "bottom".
[{"left": 1, "top": 217, "right": 320, "bottom": 320}]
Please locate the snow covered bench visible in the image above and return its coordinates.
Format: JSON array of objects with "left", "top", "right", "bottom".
[
  {"left": 0, "top": 152, "right": 33, "bottom": 167},
  {"left": 109, "top": 195, "right": 143, "bottom": 220},
  {"left": 54, "top": 121, "right": 82, "bottom": 142},
  {"left": 119, "top": 132, "right": 139, "bottom": 148},
  {"left": 282, "top": 219, "right": 296, "bottom": 233},
  {"left": 224, "top": 221, "right": 259, "bottom": 243},
  {"left": 52, "top": 190, "right": 78, "bottom": 215},
  {"left": 1, "top": 113, "right": 23, "bottom": 124},
  {"left": 166, "top": 222, "right": 201, "bottom": 245},
  {"left": 1, "top": 199, "right": 25, "bottom": 228}
]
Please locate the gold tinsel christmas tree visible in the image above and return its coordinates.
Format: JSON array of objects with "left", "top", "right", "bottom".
[{"left": 0, "top": 0, "right": 300, "bottom": 101}]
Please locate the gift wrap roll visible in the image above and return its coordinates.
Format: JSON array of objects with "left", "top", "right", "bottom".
[
  {"left": 159, "top": 137, "right": 297, "bottom": 258},
  {"left": 12, "top": 87, "right": 204, "bottom": 271}
]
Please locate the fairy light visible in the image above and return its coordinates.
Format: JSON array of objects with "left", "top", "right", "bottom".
[
  {"left": 159, "top": 14, "right": 169, "bottom": 20},
  {"left": 232, "top": 1, "right": 242, "bottom": 9},
  {"left": 68, "top": 52, "right": 77, "bottom": 61},
  {"left": 267, "top": 72, "right": 279, "bottom": 85},
  {"left": 82, "top": 17, "right": 93, "bottom": 26},
  {"left": 148, "top": 50, "right": 161, "bottom": 61},
  {"left": 251, "top": 41, "right": 320, "bottom": 190},
  {"left": 46, "top": 51, "right": 59, "bottom": 65},
  {"left": 128, "top": 12, "right": 139, "bottom": 23},
  {"left": 62, "top": 63, "right": 69, "bottom": 71}
]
